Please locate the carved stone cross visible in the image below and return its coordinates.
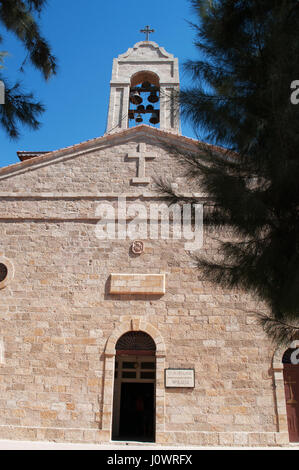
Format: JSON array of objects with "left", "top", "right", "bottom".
[{"left": 127, "top": 143, "right": 156, "bottom": 185}]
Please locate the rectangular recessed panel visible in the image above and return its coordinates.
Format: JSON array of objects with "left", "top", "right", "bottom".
[
  {"left": 122, "top": 362, "right": 136, "bottom": 369},
  {"left": 110, "top": 273, "right": 166, "bottom": 295},
  {"left": 141, "top": 362, "right": 156, "bottom": 370},
  {"left": 122, "top": 371, "right": 136, "bottom": 379},
  {"left": 140, "top": 372, "right": 155, "bottom": 379}
]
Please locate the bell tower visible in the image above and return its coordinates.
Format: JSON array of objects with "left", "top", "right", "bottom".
[{"left": 106, "top": 28, "right": 180, "bottom": 134}]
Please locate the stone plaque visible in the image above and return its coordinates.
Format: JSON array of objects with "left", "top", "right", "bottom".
[
  {"left": 110, "top": 273, "right": 165, "bottom": 295},
  {"left": 165, "top": 369, "right": 195, "bottom": 388}
]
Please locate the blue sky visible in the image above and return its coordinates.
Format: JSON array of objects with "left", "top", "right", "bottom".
[{"left": 0, "top": 0, "right": 200, "bottom": 168}]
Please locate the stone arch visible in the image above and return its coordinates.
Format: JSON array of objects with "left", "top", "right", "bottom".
[
  {"left": 130, "top": 71, "right": 160, "bottom": 88},
  {"left": 102, "top": 318, "right": 166, "bottom": 443},
  {"left": 105, "top": 317, "right": 166, "bottom": 358},
  {"left": 273, "top": 341, "right": 299, "bottom": 370}
]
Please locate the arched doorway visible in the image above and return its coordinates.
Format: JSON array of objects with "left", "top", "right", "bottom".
[
  {"left": 283, "top": 348, "right": 299, "bottom": 442},
  {"left": 112, "top": 331, "right": 156, "bottom": 442}
]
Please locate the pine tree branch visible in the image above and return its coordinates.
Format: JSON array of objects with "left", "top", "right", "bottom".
[
  {"left": 257, "top": 313, "right": 299, "bottom": 346},
  {"left": 0, "top": 0, "right": 57, "bottom": 79},
  {"left": 0, "top": 76, "right": 44, "bottom": 138}
]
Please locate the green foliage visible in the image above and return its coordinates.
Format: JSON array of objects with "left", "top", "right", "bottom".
[
  {"left": 0, "top": 80, "right": 44, "bottom": 138},
  {"left": 0, "top": 0, "right": 56, "bottom": 138},
  {"left": 171, "top": 0, "right": 299, "bottom": 343}
]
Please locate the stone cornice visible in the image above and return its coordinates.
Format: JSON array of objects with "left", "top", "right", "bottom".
[
  {"left": 0, "top": 192, "right": 209, "bottom": 200},
  {"left": 117, "top": 41, "right": 174, "bottom": 61}
]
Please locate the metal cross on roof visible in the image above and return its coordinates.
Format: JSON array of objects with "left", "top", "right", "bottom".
[{"left": 140, "top": 25, "right": 155, "bottom": 41}]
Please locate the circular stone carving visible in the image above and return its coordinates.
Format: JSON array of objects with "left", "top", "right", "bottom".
[
  {"left": 0, "top": 257, "right": 14, "bottom": 290},
  {"left": 131, "top": 240, "right": 144, "bottom": 255},
  {"left": 0, "top": 263, "right": 8, "bottom": 283}
]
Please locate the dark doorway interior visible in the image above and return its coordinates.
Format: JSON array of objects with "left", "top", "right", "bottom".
[{"left": 118, "top": 382, "right": 155, "bottom": 442}]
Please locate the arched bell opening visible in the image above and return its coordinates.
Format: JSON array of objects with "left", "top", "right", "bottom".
[
  {"left": 129, "top": 71, "right": 160, "bottom": 128},
  {"left": 282, "top": 347, "right": 299, "bottom": 442},
  {"left": 112, "top": 331, "right": 156, "bottom": 442}
]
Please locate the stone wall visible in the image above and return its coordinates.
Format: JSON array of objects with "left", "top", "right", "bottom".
[{"left": 0, "top": 132, "right": 288, "bottom": 446}]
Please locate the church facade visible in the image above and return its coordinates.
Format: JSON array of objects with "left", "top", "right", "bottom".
[{"left": 0, "top": 39, "right": 298, "bottom": 446}]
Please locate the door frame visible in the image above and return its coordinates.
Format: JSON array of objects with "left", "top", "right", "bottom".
[
  {"left": 102, "top": 319, "right": 166, "bottom": 443},
  {"left": 112, "top": 355, "right": 156, "bottom": 440}
]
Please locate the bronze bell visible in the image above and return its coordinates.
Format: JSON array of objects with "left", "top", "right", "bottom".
[
  {"left": 142, "top": 81, "right": 151, "bottom": 90},
  {"left": 135, "top": 114, "right": 143, "bottom": 123},
  {"left": 137, "top": 104, "right": 145, "bottom": 112},
  {"left": 146, "top": 104, "right": 154, "bottom": 111},
  {"left": 148, "top": 92, "right": 159, "bottom": 103},
  {"left": 128, "top": 110, "right": 135, "bottom": 120},
  {"left": 130, "top": 91, "right": 142, "bottom": 105},
  {"left": 149, "top": 111, "right": 159, "bottom": 124}
]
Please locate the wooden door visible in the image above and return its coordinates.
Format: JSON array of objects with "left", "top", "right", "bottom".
[{"left": 283, "top": 362, "right": 299, "bottom": 442}]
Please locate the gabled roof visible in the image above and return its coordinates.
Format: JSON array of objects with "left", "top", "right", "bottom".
[
  {"left": 0, "top": 125, "right": 225, "bottom": 178},
  {"left": 17, "top": 151, "right": 52, "bottom": 162}
]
